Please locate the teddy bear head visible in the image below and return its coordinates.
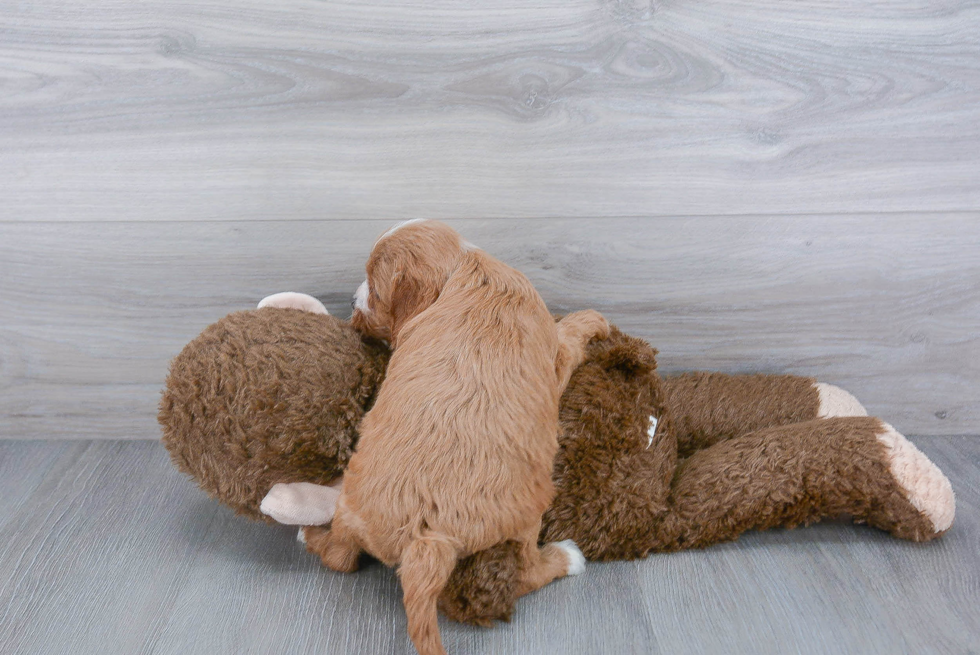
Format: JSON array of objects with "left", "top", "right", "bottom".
[{"left": 159, "top": 308, "right": 389, "bottom": 521}]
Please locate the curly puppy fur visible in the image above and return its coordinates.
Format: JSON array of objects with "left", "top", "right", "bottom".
[
  {"left": 158, "top": 308, "right": 388, "bottom": 521},
  {"left": 324, "top": 220, "right": 606, "bottom": 655}
]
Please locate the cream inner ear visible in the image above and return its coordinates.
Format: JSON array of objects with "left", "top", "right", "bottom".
[{"left": 257, "top": 292, "right": 329, "bottom": 315}]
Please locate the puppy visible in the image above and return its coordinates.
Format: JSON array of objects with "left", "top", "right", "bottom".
[{"left": 304, "top": 220, "right": 609, "bottom": 655}]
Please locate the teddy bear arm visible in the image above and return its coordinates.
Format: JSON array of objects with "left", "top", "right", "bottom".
[
  {"left": 662, "top": 373, "right": 831, "bottom": 457},
  {"left": 259, "top": 479, "right": 343, "bottom": 526},
  {"left": 658, "top": 417, "right": 953, "bottom": 550}
]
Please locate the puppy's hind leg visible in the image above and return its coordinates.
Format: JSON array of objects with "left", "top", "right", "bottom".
[
  {"left": 303, "top": 511, "right": 362, "bottom": 573},
  {"left": 517, "top": 541, "right": 586, "bottom": 598},
  {"left": 398, "top": 534, "right": 459, "bottom": 655},
  {"left": 514, "top": 520, "right": 586, "bottom": 598},
  {"left": 555, "top": 309, "right": 610, "bottom": 392}
]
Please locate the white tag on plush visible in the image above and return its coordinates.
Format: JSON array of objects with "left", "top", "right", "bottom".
[{"left": 647, "top": 415, "right": 658, "bottom": 449}]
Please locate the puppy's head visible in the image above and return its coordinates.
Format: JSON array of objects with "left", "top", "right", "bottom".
[{"left": 351, "top": 219, "right": 469, "bottom": 345}]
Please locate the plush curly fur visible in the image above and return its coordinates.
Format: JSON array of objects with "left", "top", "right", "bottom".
[
  {"left": 159, "top": 308, "right": 388, "bottom": 521},
  {"left": 438, "top": 326, "right": 951, "bottom": 624},
  {"left": 159, "top": 308, "right": 953, "bottom": 628}
]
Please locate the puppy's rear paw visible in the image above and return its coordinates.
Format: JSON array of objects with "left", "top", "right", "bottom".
[{"left": 554, "top": 540, "right": 586, "bottom": 576}]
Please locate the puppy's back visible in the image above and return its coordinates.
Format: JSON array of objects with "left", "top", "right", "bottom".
[{"left": 347, "top": 249, "right": 561, "bottom": 556}]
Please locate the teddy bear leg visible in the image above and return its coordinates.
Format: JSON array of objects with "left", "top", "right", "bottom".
[
  {"left": 256, "top": 292, "right": 329, "bottom": 315},
  {"left": 555, "top": 310, "right": 611, "bottom": 392},
  {"left": 814, "top": 382, "right": 867, "bottom": 418},
  {"left": 438, "top": 541, "right": 524, "bottom": 626},
  {"left": 661, "top": 417, "right": 954, "bottom": 550},
  {"left": 663, "top": 373, "right": 837, "bottom": 456},
  {"left": 871, "top": 421, "right": 955, "bottom": 538},
  {"left": 436, "top": 535, "right": 586, "bottom": 628}
]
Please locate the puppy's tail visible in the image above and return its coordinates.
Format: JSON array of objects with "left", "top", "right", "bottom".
[{"left": 398, "top": 533, "right": 458, "bottom": 655}]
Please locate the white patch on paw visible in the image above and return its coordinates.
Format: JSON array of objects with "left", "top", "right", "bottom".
[
  {"left": 554, "top": 540, "right": 586, "bottom": 576},
  {"left": 816, "top": 383, "right": 868, "bottom": 418},
  {"left": 646, "top": 415, "right": 658, "bottom": 449},
  {"left": 260, "top": 482, "right": 340, "bottom": 526},
  {"left": 257, "top": 292, "right": 329, "bottom": 315},
  {"left": 876, "top": 423, "right": 955, "bottom": 533},
  {"left": 297, "top": 527, "right": 307, "bottom": 544}
]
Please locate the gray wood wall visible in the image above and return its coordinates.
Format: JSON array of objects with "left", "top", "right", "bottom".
[{"left": 2, "top": 0, "right": 978, "bottom": 439}]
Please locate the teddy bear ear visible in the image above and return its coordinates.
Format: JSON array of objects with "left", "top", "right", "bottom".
[{"left": 592, "top": 334, "right": 658, "bottom": 377}]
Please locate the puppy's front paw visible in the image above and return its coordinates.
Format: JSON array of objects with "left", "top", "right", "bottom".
[{"left": 553, "top": 540, "right": 586, "bottom": 576}]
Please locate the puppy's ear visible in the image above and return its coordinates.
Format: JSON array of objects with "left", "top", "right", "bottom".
[{"left": 389, "top": 272, "right": 440, "bottom": 345}]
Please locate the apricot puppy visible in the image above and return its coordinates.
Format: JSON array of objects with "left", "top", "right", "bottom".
[{"left": 304, "top": 220, "right": 608, "bottom": 655}]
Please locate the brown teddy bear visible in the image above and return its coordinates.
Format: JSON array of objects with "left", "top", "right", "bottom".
[{"left": 159, "top": 292, "right": 955, "bottom": 626}]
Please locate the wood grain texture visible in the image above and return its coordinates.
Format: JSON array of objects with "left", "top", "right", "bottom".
[
  {"left": 1, "top": 216, "right": 977, "bottom": 439},
  {"left": 0, "top": 437, "right": 977, "bottom": 654},
  {"left": 1, "top": 0, "right": 978, "bottom": 221}
]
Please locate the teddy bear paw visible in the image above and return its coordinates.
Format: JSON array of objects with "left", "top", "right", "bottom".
[
  {"left": 554, "top": 540, "right": 587, "bottom": 576},
  {"left": 260, "top": 482, "right": 340, "bottom": 526},
  {"left": 876, "top": 423, "right": 955, "bottom": 533},
  {"left": 816, "top": 383, "right": 868, "bottom": 418}
]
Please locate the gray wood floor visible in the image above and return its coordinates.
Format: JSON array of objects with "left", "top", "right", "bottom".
[{"left": 0, "top": 437, "right": 977, "bottom": 655}]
